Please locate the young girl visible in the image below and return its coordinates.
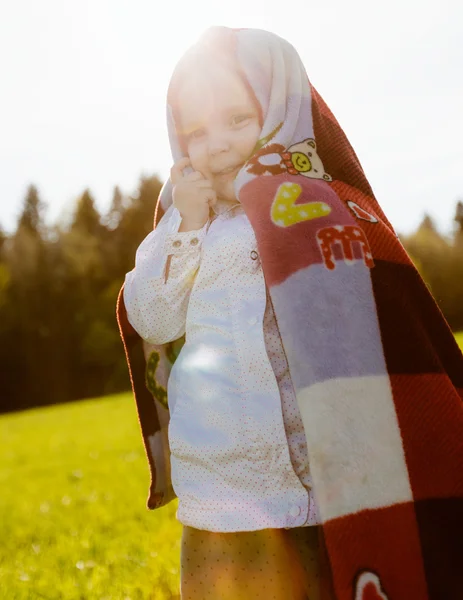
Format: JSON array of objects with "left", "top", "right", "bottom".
[{"left": 118, "top": 27, "right": 463, "bottom": 600}]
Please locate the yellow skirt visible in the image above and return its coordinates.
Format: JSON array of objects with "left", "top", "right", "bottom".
[{"left": 180, "top": 525, "right": 335, "bottom": 600}]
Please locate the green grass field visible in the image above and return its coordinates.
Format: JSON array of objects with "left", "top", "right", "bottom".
[
  {"left": 2, "top": 333, "right": 462, "bottom": 599},
  {"left": 0, "top": 393, "right": 182, "bottom": 600},
  {"left": 456, "top": 331, "right": 463, "bottom": 351}
]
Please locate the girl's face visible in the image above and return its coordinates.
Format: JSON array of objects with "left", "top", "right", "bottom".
[{"left": 177, "top": 63, "right": 261, "bottom": 202}]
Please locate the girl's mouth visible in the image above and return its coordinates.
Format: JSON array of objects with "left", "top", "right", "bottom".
[{"left": 214, "top": 165, "right": 242, "bottom": 180}]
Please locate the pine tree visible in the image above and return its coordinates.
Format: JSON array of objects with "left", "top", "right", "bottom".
[
  {"left": 0, "top": 224, "right": 6, "bottom": 258},
  {"left": 4, "top": 186, "right": 53, "bottom": 410},
  {"left": 454, "top": 201, "right": 463, "bottom": 245},
  {"left": 71, "top": 189, "right": 104, "bottom": 237},
  {"left": 417, "top": 213, "right": 439, "bottom": 235},
  {"left": 403, "top": 208, "right": 463, "bottom": 331},
  {"left": 17, "top": 184, "right": 45, "bottom": 237},
  {"left": 104, "top": 186, "right": 125, "bottom": 231}
]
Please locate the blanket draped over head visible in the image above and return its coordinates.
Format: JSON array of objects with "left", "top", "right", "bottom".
[{"left": 117, "top": 27, "right": 463, "bottom": 600}]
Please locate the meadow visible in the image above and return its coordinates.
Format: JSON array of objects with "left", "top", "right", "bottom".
[
  {"left": 0, "top": 393, "right": 182, "bottom": 600},
  {"left": 455, "top": 331, "right": 463, "bottom": 351},
  {"left": 1, "top": 333, "right": 463, "bottom": 599}
]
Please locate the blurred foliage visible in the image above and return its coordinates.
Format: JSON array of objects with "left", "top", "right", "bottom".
[
  {"left": 0, "top": 178, "right": 162, "bottom": 413},
  {"left": 0, "top": 180, "right": 462, "bottom": 413},
  {"left": 401, "top": 201, "right": 463, "bottom": 332}
]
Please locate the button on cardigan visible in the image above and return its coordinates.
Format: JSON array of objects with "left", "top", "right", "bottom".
[{"left": 123, "top": 199, "right": 321, "bottom": 532}]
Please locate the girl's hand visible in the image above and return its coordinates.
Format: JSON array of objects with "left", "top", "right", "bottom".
[{"left": 171, "top": 158, "right": 217, "bottom": 231}]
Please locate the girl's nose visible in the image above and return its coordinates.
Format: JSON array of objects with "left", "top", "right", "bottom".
[{"left": 208, "top": 133, "right": 230, "bottom": 156}]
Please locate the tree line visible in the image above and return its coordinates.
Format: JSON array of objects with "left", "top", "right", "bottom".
[{"left": 0, "top": 179, "right": 462, "bottom": 413}]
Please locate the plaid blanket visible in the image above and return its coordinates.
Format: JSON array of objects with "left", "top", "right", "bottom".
[{"left": 117, "top": 27, "right": 463, "bottom": 599}]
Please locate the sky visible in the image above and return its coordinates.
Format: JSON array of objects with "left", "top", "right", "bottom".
[{"left": 1, "top": 0, "right": 462, "bottom": 235}]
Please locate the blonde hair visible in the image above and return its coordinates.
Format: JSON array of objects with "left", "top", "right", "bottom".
[{"left": 167, "top": 33, "right": 262, "bottom": 152}]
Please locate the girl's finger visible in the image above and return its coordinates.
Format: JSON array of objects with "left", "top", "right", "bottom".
[
  {"left": 205, "top": 189, "right": 217, "bottom": 206},
  {"left": 170, "top": 157, "right": 191, "bottom": 184},
  {"left": 194, "top": 179, "right": 214, "bottom": 189},
  {"left": 184, "top": 171, "right": 205, "bottom": 182}
]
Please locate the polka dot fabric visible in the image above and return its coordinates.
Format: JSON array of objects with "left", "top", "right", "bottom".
[{"left": 124, "top": 199, "right": 322, "bottom": 532}]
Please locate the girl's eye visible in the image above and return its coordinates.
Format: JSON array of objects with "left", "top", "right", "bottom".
[
  {"left": 231, "top": 115, "right": 251, "bottom": 126},
  {"left": 188, "top": 128, "right": 205, "bottom": 140}
]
